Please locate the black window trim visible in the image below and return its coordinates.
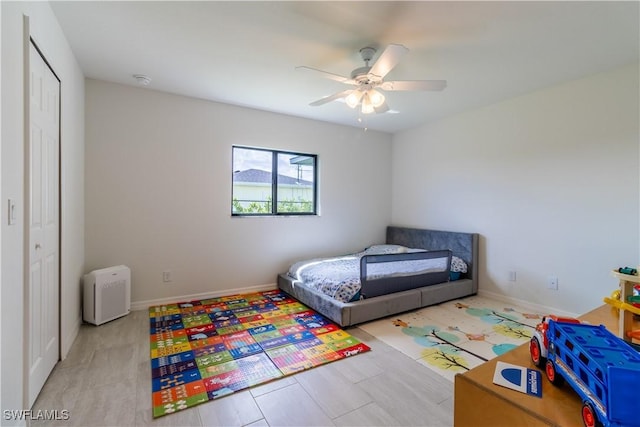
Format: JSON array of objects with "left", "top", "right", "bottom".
[{"left": 232, "top": 145, "right": 318, "bottom": 217}]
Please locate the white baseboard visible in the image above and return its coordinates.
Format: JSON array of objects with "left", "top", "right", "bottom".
[
  {"left": 61, "top": 315, "right": 81, "bottom": 360},
  {"left": 477, "top": 289, "right": 579, "bottom": 318},
  {"left": 131, "top": 283, "right": 278, "bottom": 311},
  {"left": 131, "top": 284, "right": 580, "bottom": 318}
]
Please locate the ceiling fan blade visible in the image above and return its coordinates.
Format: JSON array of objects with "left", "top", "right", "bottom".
[
  {"left": 296, "top": 66, "right": 356, "bottom": 85},
  {"left": 309, "top": 90, "right": 353, "bottom": 106},
  {"left": 380, "top": 80, "right": 447, "bottom": 91},
  {"left": 368, "top": 44, "right": 409, "bottom": 80}
]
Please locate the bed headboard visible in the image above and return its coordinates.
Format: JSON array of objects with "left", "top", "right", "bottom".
[{"left": 386, "top": 226, "right": 479, "bottom": 283}]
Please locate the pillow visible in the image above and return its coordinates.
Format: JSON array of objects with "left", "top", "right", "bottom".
[
  {"left": 450, "top": 271, "right": 462, "bottom": 281},
  {"left": 348, "top": 290, "right": 362, "bottom": 302},
  {"left": 406, "top": 248, "right": 427, "bottom": 253},
  {"left": 363, "top": 244, "right": 409, "bottom": 255},
  {"left": 451, "top": 256, "right": 468, "bottom": 273}
]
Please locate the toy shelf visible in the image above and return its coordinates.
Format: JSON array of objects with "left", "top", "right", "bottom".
[
  {"left": 454, "top": 305, "right": 638, "bottom": 427},
  {"left": 608, "top": 268, "right": 640, "bottom": 343}
]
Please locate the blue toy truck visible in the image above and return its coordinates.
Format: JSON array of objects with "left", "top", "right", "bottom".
[{"left": 530, "top": 316, "right": 640, "bottom": 427}]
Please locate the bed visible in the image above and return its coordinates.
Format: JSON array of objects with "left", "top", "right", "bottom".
[{"left": 277, "top": 226, "right": 479, "bottom": 327}]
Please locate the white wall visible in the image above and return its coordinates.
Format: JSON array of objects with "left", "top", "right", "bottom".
[
  {"left": 392, "top": 64, "right": 639, "bottom": 316},
  {"left": 0, "top": 0, "right": 3, "bottom": 415},
  {"left": 85, "top": 79, "right": 392, "bottom": 307},
  {"left": 1, "top": 1, "right": 84, "bottom": 421}
]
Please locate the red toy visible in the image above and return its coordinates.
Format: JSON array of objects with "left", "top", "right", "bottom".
[{"left": 529, "top": 314, "right": 581, "bottom": 366}]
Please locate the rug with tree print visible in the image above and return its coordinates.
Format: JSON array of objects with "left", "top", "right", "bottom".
[{"left": 357, "top": 295, "right": 542, "bottom": 381}]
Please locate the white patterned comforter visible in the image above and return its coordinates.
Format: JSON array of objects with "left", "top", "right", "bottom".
[{"left": 287, "top": 245, "right": 456, "bottom": 303}]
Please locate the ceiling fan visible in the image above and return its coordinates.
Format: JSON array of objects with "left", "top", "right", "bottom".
[{"left": 297, "top": 44, "right": 447, "bottom": 114}]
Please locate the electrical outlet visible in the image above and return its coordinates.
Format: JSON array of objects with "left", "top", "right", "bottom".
[
  {"left": 162, "top": 271, "right": 172, "bottom": 283},
  {"left": 509, "top": 271, "right": 517, "bottom": 282},
  {"left": 547, "top": 276, "right": 558, "bottom": 290}
]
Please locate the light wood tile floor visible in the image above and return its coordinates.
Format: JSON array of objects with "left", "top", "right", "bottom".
[{"left": 32, "top": 309, "right": 454, "bottom": 426}]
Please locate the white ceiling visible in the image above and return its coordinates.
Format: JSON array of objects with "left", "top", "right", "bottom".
[{"left": 49, "top": 1, "right": 639, "bottom": 134}]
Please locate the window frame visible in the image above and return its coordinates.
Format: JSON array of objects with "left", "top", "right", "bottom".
[{"left": 231, "top": 146, "right": 318, "bottom": 217}]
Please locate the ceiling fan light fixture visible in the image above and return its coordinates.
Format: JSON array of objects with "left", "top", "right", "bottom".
[
  {"left": 345, "top": 91, "right": 363, "bottom": 109},
  {"left": 361, "top": 93, "right": 375, "bottom": 114},
  {"left": 367, "top": 89, "right": 385, "bottom": 108},
  {"left": 361, "top": 103, "right": 375, "bottom": 114},
  {"left": 359, "top": 90, "right": 385, "bottom": 114}
]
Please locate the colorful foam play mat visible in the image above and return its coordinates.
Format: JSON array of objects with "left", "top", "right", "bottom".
[
  {"left": 149, "top": 290, "right": 370, "bottom": 417},
  {"left": 358, "top": 295, "right": 543, "bottom": 381}
]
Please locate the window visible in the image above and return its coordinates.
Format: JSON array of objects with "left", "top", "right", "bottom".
[{"left": 232, "top": 146, "right": 317, "bottom": 216}]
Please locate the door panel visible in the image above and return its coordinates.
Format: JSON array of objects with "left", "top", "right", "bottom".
[{"left": 27, "top": 41, "right": 60, "bottom": 408}]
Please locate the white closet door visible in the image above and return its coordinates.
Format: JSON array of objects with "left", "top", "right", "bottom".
[{"left": 27, "top": 41, "right": 60, "bottom": 408}]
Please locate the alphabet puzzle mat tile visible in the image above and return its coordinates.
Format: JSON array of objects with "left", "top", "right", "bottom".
[{"left": 149, "top": 290, "right": 370, "bottom": 418}]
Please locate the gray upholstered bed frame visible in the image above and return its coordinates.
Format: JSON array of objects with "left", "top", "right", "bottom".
[{"left": 277, "top": 226, "right": 479, "bottom": 327}]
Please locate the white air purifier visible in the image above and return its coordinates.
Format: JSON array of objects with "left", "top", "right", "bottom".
[{"left": 83, "top": 265, "right": 131, "bottom": 325}]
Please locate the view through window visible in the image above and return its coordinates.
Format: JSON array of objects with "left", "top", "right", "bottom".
[{"left": 232, "top": 146, "right": 317, "bottom": 215}]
